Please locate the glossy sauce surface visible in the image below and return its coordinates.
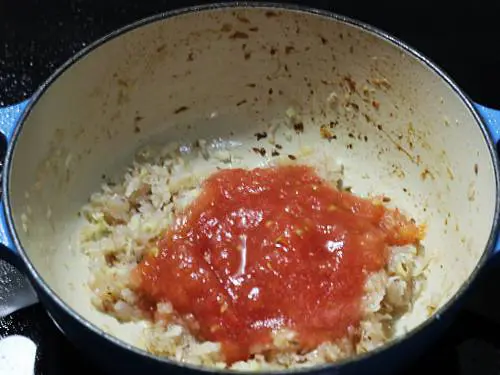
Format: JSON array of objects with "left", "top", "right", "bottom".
[{"left": 135, "top": 165, "right": 421, "bottom": 362}]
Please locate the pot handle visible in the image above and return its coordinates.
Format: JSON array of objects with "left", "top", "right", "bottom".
[
  {"left": 473, "top": 102, "right": 500, "bottom": 256},
  {"left": 0, "top": 100, "right": 39, "bottom": 317},
  {"left": 0, "top": 100, "right": 29, "bottom": 267},
  {"left": 475, "top": 103, "right": 500, "bottom": 144}
]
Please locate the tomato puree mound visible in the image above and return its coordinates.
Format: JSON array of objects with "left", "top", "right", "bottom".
[{"left": 134, "top": 165, "right": 422, "bottom": 363}]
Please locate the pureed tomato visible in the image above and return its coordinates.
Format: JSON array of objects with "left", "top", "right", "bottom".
[{"left": 134, "top": 165, "right": 422, "bottom": 363}]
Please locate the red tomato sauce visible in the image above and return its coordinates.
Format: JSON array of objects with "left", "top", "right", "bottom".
[{"left": 134, "top": 165, "right": 422, "bottom": 363}]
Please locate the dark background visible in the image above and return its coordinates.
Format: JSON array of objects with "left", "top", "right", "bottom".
[
  {"left": 1, "top": 1, "right": 500, "bottom": 108},
  {"left": 1, "top": 1, "right": 500, "bottom": 374}
]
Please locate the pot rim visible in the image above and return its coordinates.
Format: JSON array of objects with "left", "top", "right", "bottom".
[{"left": 4, "top": 2, "right": 500, "bottom": 373}]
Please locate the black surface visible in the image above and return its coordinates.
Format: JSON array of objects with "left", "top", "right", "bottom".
[{"left": 2, "top": 1, "right": 500, "bottom": 374}]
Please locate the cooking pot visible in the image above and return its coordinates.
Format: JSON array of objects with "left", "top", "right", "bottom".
[{"left": 1, "top": 3, "right": 500, "bottom": 374}]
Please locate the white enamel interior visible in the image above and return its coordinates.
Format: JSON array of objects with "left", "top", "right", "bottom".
[{"left": 7, "top": 6, "right": 497, "bottom": 358}]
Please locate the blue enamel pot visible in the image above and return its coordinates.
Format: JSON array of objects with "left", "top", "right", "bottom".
[{"left": 1, "top": 3, "right": 500, "bottom": 374}]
